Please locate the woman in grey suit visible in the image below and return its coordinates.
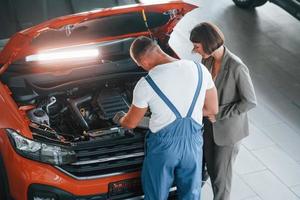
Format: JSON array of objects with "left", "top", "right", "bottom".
[{"left": 190, "top": 22, "right": 257, "bottom": 200}]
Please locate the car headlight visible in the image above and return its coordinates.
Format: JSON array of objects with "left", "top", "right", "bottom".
[{"left": 6, "top": 129, "right": 76, "bottom": 165}]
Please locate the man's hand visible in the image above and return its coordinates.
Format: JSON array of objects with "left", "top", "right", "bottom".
[
  {"left": 113, "top": 111, "right": 126, "bottom": 125},
  {"left": 119, "top": 105, "right": 148, "bottom": 129},
  {"left": 207, "top": 114, "right": 216, "bottom": 123}
]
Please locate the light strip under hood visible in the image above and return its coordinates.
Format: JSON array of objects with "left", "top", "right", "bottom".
[{"left": 26, "top": 48, "right": 99, "bottom": 62}]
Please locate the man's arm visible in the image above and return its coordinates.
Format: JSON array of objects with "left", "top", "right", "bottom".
[
  {"left": 203, "top": 86, "right": 219, "bottom": 119},
  {"left": 119, "top": 105, "right": 148, "bottom": 129},
  {"left": 114, "top": 77, "right": 149, "bottom": 129}
]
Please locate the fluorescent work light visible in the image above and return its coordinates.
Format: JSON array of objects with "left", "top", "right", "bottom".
[{"left": 26, "top": 48, "right": 99, "bottom": 62}]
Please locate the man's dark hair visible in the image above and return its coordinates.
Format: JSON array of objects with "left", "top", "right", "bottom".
[
  {"left": 130, "top": 36, "right": 157, "bottom": 61},
  {"left": 190, "top": 22, "right": 225, "bottom": 55}
]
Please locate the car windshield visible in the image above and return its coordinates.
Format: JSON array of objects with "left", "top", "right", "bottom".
[{"left": 0, "top": 0, "right": 139, "bottom": 40}]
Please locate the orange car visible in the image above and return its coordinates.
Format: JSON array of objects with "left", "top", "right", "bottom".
[{"left": 0, "top": 1, "right": 197, "bottom": 199}]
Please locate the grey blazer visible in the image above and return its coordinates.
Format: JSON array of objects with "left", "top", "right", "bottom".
[{"left": 202, "top": 47, "right": 257, "bottom": 146}]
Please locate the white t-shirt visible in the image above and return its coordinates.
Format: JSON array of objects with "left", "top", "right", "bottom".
[{"left": 132, "top": 59, "right": 215, "bottom": 133}]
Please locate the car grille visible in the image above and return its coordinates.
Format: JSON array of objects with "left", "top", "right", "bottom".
[{"left": 57, "top": 131, "right": 145, "bottom": 179}]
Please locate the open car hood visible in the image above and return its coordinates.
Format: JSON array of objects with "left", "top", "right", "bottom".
[{"left": 0, "top": 1, "right": 197, "bottom": 74}]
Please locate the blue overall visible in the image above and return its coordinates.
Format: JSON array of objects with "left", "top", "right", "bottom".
[{"left": 142, "top": 62, "right": 203, "bottom": 200}]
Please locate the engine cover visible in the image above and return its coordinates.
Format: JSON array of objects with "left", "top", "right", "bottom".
[{"left": 97, "top": 89, "right": 129, "bottom": 120}]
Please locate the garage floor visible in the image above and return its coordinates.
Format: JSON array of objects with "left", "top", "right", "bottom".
[{"left": 169, "top": 0, "right": 300, "bottom": 199}]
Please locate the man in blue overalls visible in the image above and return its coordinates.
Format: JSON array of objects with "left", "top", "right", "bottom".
[{"left": 113, "top": 36, "right": 218, "bottom": 200}]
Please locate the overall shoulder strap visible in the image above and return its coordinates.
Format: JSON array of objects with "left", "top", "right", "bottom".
[
  {"left": 186, "top": 62, "right": 203, "bottom": 118},
  {"left": 145, "top": 75, "right": 182, "bottom": 119}
]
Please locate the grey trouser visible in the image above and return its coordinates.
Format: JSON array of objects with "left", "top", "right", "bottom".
[{"left": 203, "top": 118, "right": 241, "bottom": 200}]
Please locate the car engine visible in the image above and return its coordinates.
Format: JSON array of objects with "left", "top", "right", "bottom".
[{"left": 26, "top": 79, "right": 148, "bottom": 143}]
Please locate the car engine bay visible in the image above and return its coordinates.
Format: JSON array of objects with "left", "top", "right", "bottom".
[
  {"left": 26, "top": 76, "right": 150, "bottom": 144},
  {"left": 1, "top": 36, "right": 176, "bottom": 144}
]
